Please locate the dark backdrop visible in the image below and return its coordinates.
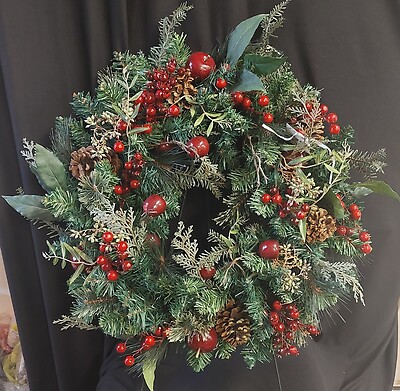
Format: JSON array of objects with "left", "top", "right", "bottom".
[{"left": 0, "top": 1, "right": 399, "bottom": 390}]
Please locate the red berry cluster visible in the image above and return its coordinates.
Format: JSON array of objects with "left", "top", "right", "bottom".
[
  {"left": 232, "top": 92, "right": 274, "bottom": 124},
  {"left": 114, "top": 152, "right": 145, "bottom": 196},
  {"left": 97, "top": 232, "right": 133, "bottom": 281},
  {"left": 261, "top": 187, "right": 310, "bottom": 226},
  {"left": 117, "top": 326, "right": 170, "bottom": 367},
  {"left": 267, "top": 301, "right": 319, "bottom": 358},
  {"left": 135, "top": 58, "right": 182, "bottom": 122}
]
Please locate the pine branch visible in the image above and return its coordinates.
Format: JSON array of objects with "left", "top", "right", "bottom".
[
  {"left": 50, "top": 117, "right": 73, "bottom": 164},
  {"left": 21, "top": 138, "right": 36, "bottom": 167},
  {"left": 54, "top": 315, "right": 99, "bottom": 331},
  {"left": 349, "top": 148, "right": 387, "bottom": 179}
]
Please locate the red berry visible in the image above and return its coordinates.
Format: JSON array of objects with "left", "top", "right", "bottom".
[
  {"left": 114, "top": 185, "right": 123, "bottom": 195},
  {"left": 117, "top": 241, "right": 128, "bottom": 252},
  {"left": 116, "top": 343, "right": 126, "bottom": 354},
  {"left": 101, "top": 263, "right": 111, "bottom": 272},
  {"left": 99, "top": 244, "right": 107, "bottom": 253},
  {"left": 114, "top": 141, "right": 125, "bottom": 153},
  {"left": 261, "top": 193, "right": 271, "bottom": 204},
  {"left": 200, "top": 267, "right": 216, "bottom": 280},
  {"left": 117, "top": 120, "right": 128, "bottom": 132},
  {"left": 346, "top": 227, "right": 355, "bottom": 236},
  {"left": 348, "top": 204, "right": 359, "bottom": 212},
  {"left": 215, "top": 78, "right": 227, "bottom": 89},
  {"left": 102, "top": 231, "right": 114, "bottom": 243},
  {"left": 269, "top": 186, "right": 279, "bottom": 195},
  {"left": 289, "top": 345, "right": 299, "bottom": 356},
  {"left": 154, "top": 326, "right": 163, "bottom": 337},
  {"left": 145, "top": 233, "right": 161, "bottom": 247},
  {"left": 330, "top": 124, "right": 341, "bottom": 135},
  {"left": 232, "top": 92, "right": 244, "bottom": 105},
  {"left": 351, "top": 209, "right": 362, "bottom": 220},
  {"left": 146, "top": 106, "right": 157, "bottom": 117},
  {"left": 289, "top": 310, "right": 300, "bottom": 320},
  {"left": 187, "top": 328, "right": 218, "bottom": 353},
  {"left": 143, "top": 335, "right": 156, "bottom": 349},
  {"left": 272, "top": 193, "right": 282, "bottom": 205},
  {"left": 288, "top": 321, "right": 298, "bottom": 331},
  {"left": 336, "top": 226, "right": 347, "bottom": 236},
  {"left": 319, "top": 104, "right": 329, "bottom": 115},
  {"left": 135, "top": 95, "right": 144, "bottom": 105},
  {"left": 263, "top": 113, "right": 274, "bottom": 124},
  {"left": 143, "top": 194, "right": 167, "bottom": 216},
  {"left": 242, "top": 96, "right": 252, "bottom": 110},
  {"left": 360, "top": 243, "right": 372, "bottom": 254},
  {"left": 301, "top": 203, "right": 310, "bottom": 212},
  {"left": 107, "top": 270, "right": 119, "bottom": 281},
  {"left": 124, "top": 161, "right": 133, "bottom": 170},
  {"left": 359, "top": 231, "right": 371, "bottom": 242},
  {"left": 259, "top": 240, "right": 280, "bottom": 259},
  {"left": 272, "top": 301, "right": 282, "bottom": 311},
  {"left": 186, "top": 52, "right": 216, "bottom": 80},
  {"left": 285, "top": 331, "right": 294, "bottom": 340},
  {"left": 274, "top": 322, "right": 285, "bottom": 332},
  {"left": 305, "top": 102, "right": 313, "bottom": 111},
  {"left": 168, "top": 105, "right": 180, "bottom": 117},
  {"left": 144, "top": 93, "right": 155, "bottom": 105},
  {"left": 296, "top": 210, "right": 306, "bottom": 220},
  {"left": 258, "top": 95, "right": 270, "bottom": 106},
  {"left": 187, "top": 136, "right": 210, "bottom": 157},
  {"left": 307, "top": 325, "right": 319, "bottom": 335},
  {"left": 279, "top": 210, "right": 287, "bottom": 218},
  {"left": 269, "top": 312, "right": 280, "bottom": 325},
  {"left": 96, "top": 255, "right": 108, "bottom": 266},
  {"left": 326, "top": 112, "right": 338, "bottom": 124},
  {"left": 122, "top": 260, "right": 133, "bottom": 271},
  {"left": 124, "top": 355, "right": 135, "bottom": 367},
  {"left": 130, "top": 179, "right": 140, "bottom": 189},
  {"left": 134, "top": 152, "right": 143, "bottom": 161}
]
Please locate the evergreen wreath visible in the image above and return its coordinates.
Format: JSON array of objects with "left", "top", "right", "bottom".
[{"left": 4, "top": 2, "right": 399, "bottom": 388}]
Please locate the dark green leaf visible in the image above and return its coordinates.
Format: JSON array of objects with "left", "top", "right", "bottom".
[
  {"left": 244, "top": 54, "right": 286, "bottom": 75},
  {"left": 226, "top": 14, "right": 266, "bottom": 66},
  {"left": 3, "top": 195, "right": 55, "bottom": 221},
  {"left": 352, "top": 180, "right": 400, "bottom": 201},
  {"left": 231, "top": 69, "right": 265, "bottom": 92},
  {"left": 322, "top": 189, "right": 345, "bottom": 219},
  {"left": 32, "top": 144, "right": 68, "bottom": 192}
]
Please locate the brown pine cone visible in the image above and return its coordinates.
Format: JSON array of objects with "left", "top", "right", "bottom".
[
  {"left": 69, "top": 146, "right": 96, "bottom": 179},
  {"left": 167, "top": 68, "right": 197, "bottom": 109},
  {"left": 306, "top": 205, "right": 336, "bottom": 243}
]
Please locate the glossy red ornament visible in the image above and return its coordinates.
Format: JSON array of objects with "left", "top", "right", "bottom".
[
  {"left": 187, "top": 136, "right": 210, "bottom": 158},
  {"left": 258, "top": 240, "right": 280, "bottom": 259},
  {"left": 116, "top": 343, "right": 126, "bottom": 354},
  {"left": 186, "top": 52, "right": 216, "bottom": 80},
  {"left": 143, "top": 194, "right": 167, "bottom": 216},
  {"left": 187, "top": 328, "right": 218, "bottom": 353},
  {"left": 200, "top": 266, "right": 216, "bottom": 280}
]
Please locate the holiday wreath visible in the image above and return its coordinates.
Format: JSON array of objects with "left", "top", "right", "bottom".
[{"left": 4, "top": 2, "right": 400, "bottom": 388}]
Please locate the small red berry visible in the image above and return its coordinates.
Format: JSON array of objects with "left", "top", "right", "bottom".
[
  {"left": 346, "top": 227, "right": 355, "bottom": 236},
  {"left": 351, "top": 209, "right": 362, "bottom": 220},
  {"left": 289, "top": 310, "right": 300, "bottom": 320},
  {"left": 272, "top": 193, "right": 282, "bottom": 205},
  {"left": 269, "top": 312, "right": 280, "bottom": 325},
  {"left": 187, "top": 136, "right": 210, "bottom": 157},
  {"left": 124, "top": 355, "right": 135, "bottom": 366},
  {"left": 359, "top": 231, "right": 371, "bottom": 242},
  {"left": 242, "top": 96, "right": 252, "bottom": 110},
  {"left": 348, "top": 204, "right": 359, "bottom": 212},
  {"left": 258, "top": 95, "right": 270, "bottom": 107},
  {"left": 117, "top": 120, "right": 128, "bottom": 132},
  {"left": 301, "top": 203, "right": 310, "bottom": 212},
  {"left": 99, "top": 244, "right": 107, "bottom": 253},
  {"left": 296, "top": 210, "right": 306, "bottom": 220},
  {"left": 130, "top": 179, "right": 140, "bottom": 189},
  {"left": 326, "top": 112, "right": 338, "bottom": 124},
  {"left": 114, "top": 185, "right": 123, "bottom": 195},
  {"left": 96, "top": 255, "right": 108, "bottom": 266},
  {"left": 330, "top": 124, "right": 341, "bottom": 135},
  {"left": 285, "top": 331, "right": 294, "bottom": 340},
  {"left": 134, "top": 152, "right": 143, "bottom": 161},
  {"left": 307, "top": 325, "right": 319, "bottom": 335},
  {"left": 215, "top": 78, "right": 227, "bottom": 89},
  {"left": 168, "top": 105, "right": 180, "bottom": 117},
  {"left": 102, "top": 231, "right": 114, "bottom": 243},
  {"left": 146, "top": 106, "right": 157, "bottom": 117},
  {"left": 124, "top": 161, "right": 133, "bottom": 170},
  {"left": 101, "top": 263, "right": 111, "bottom": 272},
  {"left": 107, "top": 270, "right": 119, "bottom": 281},
  {"left": 122, "top": 261, "right": 133, "bottom": 272},
  {"left": 232, "top": 92, "right": 244, "bottom": 105},
  {"left": 360, "top": 243, "right": 373, "bottom": 254},
  {"left": 261, "top": 193, "right": 271, "bottom": 204},
  {"left": 319, "top": 104, "right": 329, "bottom": 115},
  {"left": 270, "top": 186, "right": 279, "bottom": 195},
  {"left": 274, "top": 322, "right": 285, "bottom": 332},
  {"left": 114, "top": 141, "right": 125, "bottom": 153},
  {"left": 154, "top": 326, "right": 163, "bottom": 337},
  {"left": 289, "top": 345, "right": 299, "bottom": 356},
  {"left": 143, "top": 194, "right": 167, "bottom": 216},
  {"left": 279, "top": 210, "right": 287, "bottom": 218},
  {"left": 272, "top": 301, "right": 282, "bottom": 311},
  {"left": 263, "top": 113, "right": 274, "bottom": 124},
  {"left": 116, "top": 343, "right": 126, "bottom": 354},
  {"left": 305, "top": 102, "right": 313, "bottom": 111},
  {"left": 336, "top": 226, "right": 347, "bottom": 236},
  {"left": 143, "top": 335, "right": 156, "bottom": 349},
  {"left": 200, "top": 267, "right": 216, "bottom": 280},
  {"left": 288, "top": 321, "right": 298, "bottom": 331},
  {"left": 117, "top": 241, "right": 128, "bottom": 252}
]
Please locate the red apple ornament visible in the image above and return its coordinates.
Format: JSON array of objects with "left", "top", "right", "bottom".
[
  {"left": 187, "top": 136, "right": 210, "bottom": 158},
  {"left": 258, "top": 240, "right": 280, "bottom": 259},
  {"left": 186, "top": 52, "right": 216, "bottom": 81},
  {"left": 187, "top": 328, "right": 218, "bottom": 353},
  {"left": 143, "top": 195, "right": 167, "bottom": 216}
]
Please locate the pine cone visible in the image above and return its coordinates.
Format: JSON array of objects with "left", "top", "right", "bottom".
[
  {"left": 306, "top": 205, "right": 336, "bottom": 243},
  {"left": 215, "top": 300, "right": 251, "bottom": 346},
  {"left": 69, "top": 146, "right": 96, "bottom": 179},
  {"left": 106, "top": 149, "right": 122, "bottom": 175},
  {"left": 167, "top": 68, "right": 197, "bottom": 109}
]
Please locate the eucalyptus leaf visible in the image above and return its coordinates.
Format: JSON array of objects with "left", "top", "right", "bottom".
[
  {"left": 298, "top": 219, "right": 306, "bottom": 242},
  {"left": 352, "top": 180, "right": 400, "bottom": 201},
  {"left": 206, "top": 121, "right": 214, "bottom": 137},
  {"left": 244, "top": 54, "right": 286, "bottom": 75},
  {"left": 3, "top": 195, "right": 55, "bottom": 222},
  {"left": 226, "top": 14, "right": 266, "bottom": 65},
  {"left": 143, "top": 362, "right": 157, "bottom": 391},
  {"left": 68, "top": 263, "right": 85, "bottom": 285},
  {"left": 32, "top": 144, "right": 68, "bottom": 192},
  {"left": 322, "top": 189, "right": 345, "bottom": 219},
  {"left": 194, "top": 113, "right": 205, "bottom": 127},
  {"left": 231, "top": 69, "right": 265, "bottom": 92}
]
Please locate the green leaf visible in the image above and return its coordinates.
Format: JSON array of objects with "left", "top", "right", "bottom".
[
  {"left": 32, "top": 144, "right": 68, "bottom": 192},
  {"left": 62, "top": 242, "right": 93, "bottom": 263},
  {"left": 226, "top": 14, "right": 266, "bottom": 65},
  {"left": 322, "top": 189, "right": 345, "bottom": 219},
  {"left": 352, "top": 180, "right": 400, "bottom": 201},
  {"left": 298, "top": 219, "right": 306, "bottom": 242},
  {"left": 67, "top": 263, "right": 85, "bottom": 285},
  {"left": 206, "top": 121, "right": 214, "bottom": 136},
  {"left": 194, "top": 113, "right": 205, "bottom": 128},
  {"left": 350, "top": 187, "right": 373, "bottom": 198},
  {"left": 143, "top": 362, "right": 156, "bottom": 391},
  {"left": 3, "top": 195, "right": 55, "bottom": 222},
  {"left": 231, "top": 69, "right": 265, "bottom": 92},
  {"left": 244, "top": 54, "right": 286, "bottom": 75}
]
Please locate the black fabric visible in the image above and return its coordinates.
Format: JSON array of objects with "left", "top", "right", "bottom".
[{"left": 0, "top": 1, "right": 399, "bottom": 390}]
